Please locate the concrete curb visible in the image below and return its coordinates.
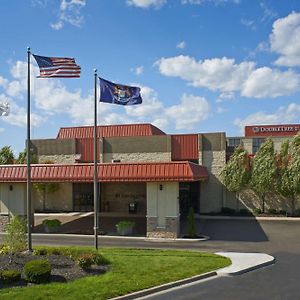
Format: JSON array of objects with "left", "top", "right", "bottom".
[
  {"left": 109, "top": 271, "right": 217, "bottom": 300},
  {"left": 0, "top": 233, "right": 211, "bottom": 242},
  {"left": 199, "top": 215, "right": 300, "bottom": 221},
  {"left": 216, "top": 252, "right": 275, "bottom": 276}
]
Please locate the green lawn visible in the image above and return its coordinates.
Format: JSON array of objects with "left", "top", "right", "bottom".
[{"left": 0, "top": 247, "right": 231, "bottom": 300}]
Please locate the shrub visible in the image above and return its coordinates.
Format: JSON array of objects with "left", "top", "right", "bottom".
[
  {"left": 239, "top": 209, "right": 250, "bottom": 216},
  {"left": 115, "top": 221, "right": 135, "bottom": 231},
  {"left": 294, "top": 209, "right": 300, "bottom": 217},
  {"left": 4, "top": 216, "right": 27, "bottom": 259},
  {"left": 42, "top": 219, "right": 61, "bottom": 233},
  {"left": 92, "top": 253, "right": 104, "bottom": 266},
  {"left": 33, "top": 248, "right": 47, "bottom": 256},
  {"left": 24, "top": 260, "right": 51, "bottom": 283},
  {"left": 0, "top": 245, "right": 10, "bottom": 255},
  {"left": 268, "top": 208, "right": 277, "bottom": 215},
  {"left": 77, "top": 253, "right": 94, "bottom": 269},
  {"left": 0, "top": 270, "right": 21, "bottom": 284},
  {"left": 221, "top": 207, "right": 236, "bottom": 215},
  {"left": 279, "top": 210, "right": 287, "bottom": 216},
  {"left": 253, "top": 208, "right": 262, "bottom": 215}
]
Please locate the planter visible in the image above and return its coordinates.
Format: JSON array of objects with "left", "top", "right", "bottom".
[
  {"left": 43, "top": 225, "right": 60, "bottom": 233},
  {"left": 116, "top": 221, "right": 135, "bottom": 236},
  {"left": 42, "top": 219, "right": 61, "bottom": 233},
  {"left": 117, "top": 227, "right": 134, "bottom": 236}
]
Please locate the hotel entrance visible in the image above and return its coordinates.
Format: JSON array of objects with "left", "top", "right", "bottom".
[{"left": 179, "top": 182, "right": 200, "bottom": 216}]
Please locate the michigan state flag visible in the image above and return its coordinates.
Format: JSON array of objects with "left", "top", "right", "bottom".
[{"left": 99, "top": 77, "right": 142, "bottom": 105}]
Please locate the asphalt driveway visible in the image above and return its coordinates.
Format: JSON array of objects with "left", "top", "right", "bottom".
[{"left": 1, "top": 218, "right": 299, "bottom": 299}]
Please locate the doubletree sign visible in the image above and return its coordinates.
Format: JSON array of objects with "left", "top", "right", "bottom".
[{"left": 245, "top": 124, "right": 300, "bottom": 137}]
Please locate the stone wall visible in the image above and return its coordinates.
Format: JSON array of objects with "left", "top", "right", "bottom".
[
  {"left": 102, "top": 152, "right": 171, "bottom": 163},
  {"left": 200, "top": 150, "right": 226, "bottom": 213},
  {"left": 0, "top": 214, "right": 9, "bottom": 232},
  {"left": 38, "top": 154, "right": 77, "bottom": 164},
  {"left": 146, "top": 216, "right": 179, "bottom": 239}
]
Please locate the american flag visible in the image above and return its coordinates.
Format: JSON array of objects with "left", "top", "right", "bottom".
[{"left": 32, "top": 54, "right": 81, "bottom": 78}]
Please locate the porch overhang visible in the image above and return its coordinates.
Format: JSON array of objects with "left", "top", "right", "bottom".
[{"left": 0, "top": 161, "right": 208, "bottom": 183}]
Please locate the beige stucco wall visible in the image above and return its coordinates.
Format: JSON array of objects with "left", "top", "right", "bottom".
[
  {"left": 146, "top": 182, "right": 180, "bottom": 238},
  {"left": 101, "top": 182, "right": 146, "bottom": 214},
  {"left": 147, "top": 182, "right": 179, "bottom": 218},
  {"left": 33, "top": 183, "right": 73, "bottom": 212},
  {"left": 200, "top": 150, "right": 226, "bottom": 213},
  {"left": 38, "top": 154, "right": 77, "bottom": 164},
  {"left": 0, "top": 183, "right": 26, "bottom": 216},
  {"left": 102, "top": 152, "right": 171, "bottom": 163}
]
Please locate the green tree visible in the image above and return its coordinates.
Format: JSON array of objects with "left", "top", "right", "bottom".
[
  {"left": 15, "top": 149, "right": 38, "bottom": 164},
  {"left": 287, "top": 133, "right": 300, "bottom": 214},
  {"left": 220, "top": 146, "right": 250, "bottom": 208},
  {"left": 0, "top": 146, "right": 14, "bottom": 164},
  {"left": 250, "top": 139, "right": 276, "bottom": 213},
  {"left": 33, "top": 160, "right": 59, "bottom": 211},
  {"left": 276, "top": 140, "right": 293, "bottom": 213},
  {"left": 4, "top": 216, "right": 27, "bottom": 262}
]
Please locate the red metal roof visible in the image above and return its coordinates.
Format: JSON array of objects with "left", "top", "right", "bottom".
[
  {"left": 0, "top": 162, "right": 208, "bottom": 183},
  {"left": 57, "top": 124, "right": 165, "bottom": 139},
  {"left": 171, "top": 134, "right": 199, "bottom": 161},
  {"left": 76, "top": 138, "right": 99, "bottom": 162}
]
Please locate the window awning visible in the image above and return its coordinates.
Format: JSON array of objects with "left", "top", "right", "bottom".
[{"left": 0, "top": 161, "right": 208, "bottom": 183}]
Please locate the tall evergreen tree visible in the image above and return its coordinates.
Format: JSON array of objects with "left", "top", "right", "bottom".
[
  {"left": 0, "top": 146, "right": 14, "bottom": 164},
  {"left": 220, "top": 146, "right": 250, "bottom": 208},
  {"left": 287, "top": 133, "right": 300, "bottom": 214},
  {"left": 276, "top": 140, "right": 293, "bottom": 213},
  {"left": 250, "top": 139, "right": 276, "bottom": 213}
]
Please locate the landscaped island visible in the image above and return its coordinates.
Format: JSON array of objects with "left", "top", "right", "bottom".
[{"left": 0, "top": 246, "right": 230, "bottom": 300}]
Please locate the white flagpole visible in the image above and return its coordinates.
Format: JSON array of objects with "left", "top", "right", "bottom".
[
  {"left": 27, "top": 47, "right": 32, "bottom": 251},
  {"left": 93, "top": 69, "right": 99, "bottom": 249}
]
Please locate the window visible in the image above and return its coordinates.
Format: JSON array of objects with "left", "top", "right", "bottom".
[
  {"left": 227, "top": 138, "right": 242, "bottom": 148},
  {"left": 252, "top": 138, "right": 265, "bottom": 154}
]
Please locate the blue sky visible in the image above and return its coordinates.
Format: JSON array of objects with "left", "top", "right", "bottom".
[{"left": 0, "top": 0, "right": 300, "bottom": 153}]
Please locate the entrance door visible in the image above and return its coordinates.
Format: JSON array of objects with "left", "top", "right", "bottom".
[{"left": 179, "top": 182, "right": 200, "bottom": 217}]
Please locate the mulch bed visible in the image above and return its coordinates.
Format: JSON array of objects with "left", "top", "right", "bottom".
[{"left": 0, "top": 253, "right": 108, "bottom": 289}]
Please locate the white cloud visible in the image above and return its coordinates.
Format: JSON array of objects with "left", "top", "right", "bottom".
[
  {"left": 156, "top": 55, "right": 300, "bottom": 98},
  {"left": 241, "top": 18, "right": 256, "bottom": 30},
  {"left": 51, "top": 0, "right": 86, "bottom": 30},
  {"left": 260, "top": 2, "right": 277, "bottom": 24},
  {"left": 165, "top": 94, "right": 210, "bottom": 130},
  {"left": 126, "top": 86, "right": 164, "bottom": 119},
  {"left": 216, "top": 107, "right": 227, "bottom": 113},
  {"left": 241, "top": 67, "right": 300, "bottom": 98},
  {"left": 0, "top": 76, "right": 8, "bottom": 88},
  {"left": 270, "top": 12, "right": 300, "bottom": 67},
  {"left": 0, "top": 128, "right": 4, "bottom": 133},
  {"left": 126, "top": 0, "right": 166, "bottom": 9},
  {"left": 234, "top": 103, "right": 300, "bottom": 133},
  {"left": 156, "top": 55, "right": 255, "bottom": 92},
  {"left": 176, "top": 41, "right": 186, "bottom": 49},
  {"left": 1, "top": 59, "right": 214, "bottom": 133},
  {"left": 131, "top": 66, "right": 144, "bottom": 75}
]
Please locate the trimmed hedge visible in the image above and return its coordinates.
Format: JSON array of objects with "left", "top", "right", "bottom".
[
  {"left": 0, "top": 270, "right": 21, "bottom": 284},
  {"left": 23, "top": 260, "right": 51, "bottom": 283}
]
